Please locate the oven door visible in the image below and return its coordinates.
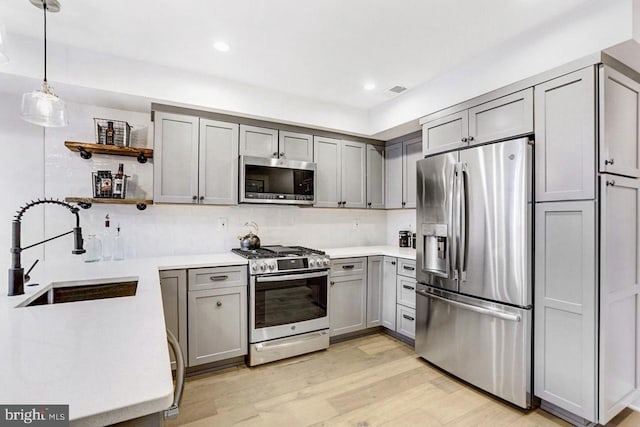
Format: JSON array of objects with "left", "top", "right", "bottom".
[{"left": 250, "top": 270, "right": 329, "bottom": 343}]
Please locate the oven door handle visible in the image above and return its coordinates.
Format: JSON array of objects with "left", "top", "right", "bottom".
[{"left": 256, "top": 271, "right": 329, "bottom": 282}]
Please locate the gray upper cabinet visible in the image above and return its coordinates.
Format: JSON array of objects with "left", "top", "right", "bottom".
[
  {"left": 159, "top": 270, "right": 188, "bottom": 369},
  {"left": 279, "top": 130, "right": 313, "bottom": 162},
  {"left": 366, "top": 144, "right": 385, "bottom": 209},
  {"left": 422, "top": 110, "right": 468, "bottom": 156},
  {"left": 534, "top": 67, "right": 595, "bottom": 202},
  {"left": 366, "top": 256, "right": 383, "bottom": 328},
  {"left": 468, "top": 88, "right": 533, "bottom": 146},
  {"left": 385, "top": 142, "right": 403, "bottom": 209},
  {"left": 600, "top": 67, "right": 640, "bottom": 178},
  {"left": 314, "top": 137, "right": 366, "bottom": 208},
  {"left": 199, "top": 119, "right": 239, "bottom": 205},
  {"left": 402, "top": 137, "right": 422, "bottom": 209},
  {"left": 314, "top": 136, "right": 342, "bottom": 208},
  {"left": 153, "top": 112, "right": 199, "bottom": 204},
  {"left": 239, "top": 124, "right": 279, "bottom": 158}
]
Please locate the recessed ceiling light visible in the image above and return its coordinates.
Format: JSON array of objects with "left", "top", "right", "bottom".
[
  {"left": 363, "top": 82, "right": 376, "bottom": 91},
  {"left": 213, "top": 41, "right": 230, "bottom": 52}
]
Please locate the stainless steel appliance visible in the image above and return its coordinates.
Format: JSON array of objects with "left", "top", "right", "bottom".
[
  {"left": 239, "top": 156, "right": 316, "bottom": 205},
  {"left": 231, "top": 245, "right": 331, "bottom": 366},
  {"left": 415, "top": 137, "right": 533, "bottom": 408}
]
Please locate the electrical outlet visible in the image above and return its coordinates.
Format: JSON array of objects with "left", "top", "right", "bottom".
[
  {"left": 354, "top": 218, "right": 360, "bottom": 229},
  {"left": 218, "top": 217, "right": 228, "bottom": 230}
]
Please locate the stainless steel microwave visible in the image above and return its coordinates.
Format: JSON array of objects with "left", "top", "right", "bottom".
[{"left": 239, "top": 156, "right": 316, "bottom": 205}]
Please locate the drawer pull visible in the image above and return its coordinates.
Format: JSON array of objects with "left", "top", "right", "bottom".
[
  {"left": 403, "top": 285, "right": 415, "bottom": 290},
  {"left": 403, "top": 266, "right": 415, "bottom": 271},
  {"left": 216, "top": 301, "right": 222, "bottom": 307},
  {"left": 403, "top": 314, "right": 415, "bottom": 321},
  {"left": 209, "top": 275, "right": 229, "bottom": 281},
  {"left": 342, "top": 265, "right": 355, "bottom": 270}
]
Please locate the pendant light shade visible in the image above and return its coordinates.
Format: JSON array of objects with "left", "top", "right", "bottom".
[
  {"left": 20, "top": 0, "right": 68, "bottom": 128},
  {"left": 0, "top": 24, "right": 8, "bottom": 64}
]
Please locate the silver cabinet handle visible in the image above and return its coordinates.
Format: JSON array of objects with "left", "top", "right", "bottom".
[
  {"left": 461, "top": 137, "right": 468, "bottom": 143},
  {"left": 279, "top": 152, "right": 285, "bottom": 157},
  {"left": 606, "top": 180, "right": 616, "bottom": 187},
  {"left": 192, "top": 195, "right": 197, "bottom": 201},
  {"left": 199, "top": 196, "right": 204, "bottom": 201},
  {"left": 216, "top": 301, "right": 222, "bottom": 307},
  {"left": 209, "top": 275, "right": 229, "bottom": 281},
  {"left": 403, "top": 285, "right": 415, "bottom": 290},
  {"left": 342, "top": 265, "right": 355, "bottom": 270},
  {"left": 391, "top": 261, "right": 396, "bottom": 265},
  {"left": 468, "top": 136, "right": 475, "bottom": 142},
  {"left": 605, "top": 158, "right": 615, "bottom": 165},
  {"left": 417, "top": 289, "right": 521, "bottom": 322},
  {"left": 403, "top": 314, "right": 415, "bottom": 321},
  {"left": 403, "top": 265, "right": 415, "bottom": 271},
  {"left": 330, "top": 281, "right": 335, "bottom": 286},
  {"left": 272, "top": 152, "right": 278, "bottom": 157}
]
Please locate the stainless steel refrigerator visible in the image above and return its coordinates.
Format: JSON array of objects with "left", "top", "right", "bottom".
[{"left": 415, "top": 137, "right": 532, "bottom": 408}]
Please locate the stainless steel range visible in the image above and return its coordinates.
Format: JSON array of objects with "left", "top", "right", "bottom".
[{"left": 232, "top": 245, "right": 331, "bottom": 366}]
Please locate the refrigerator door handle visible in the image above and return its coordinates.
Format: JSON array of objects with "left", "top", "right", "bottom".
[
  {"left": 459, "top": 163, "right": 469, "bottom": 282},
  {"left": 416, "top": 289, "right": 521, "bottom": 322},
  {"left": 448, "top": 164, "right": 457, "bottom": 278}
]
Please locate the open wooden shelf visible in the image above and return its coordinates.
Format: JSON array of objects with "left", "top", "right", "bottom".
[
  {"left": 65, "top": 197, "right": 153, "bottom": 211},
  {"left": 64, "top": 141, "right": 153, "bottom": 163}
]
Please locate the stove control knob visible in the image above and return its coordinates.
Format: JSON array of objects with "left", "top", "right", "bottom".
[
  {"left": 268, "top": 263, "right": 275, "bottom": 271},
  {"left": 310, "top": 259, "right": 317, "bottom": 267},
  {"left": 259, "top": 263, "right": 266, "bottom": 272},
  {"left": 251, "top": 263, "right": 258, "bottom": 272}
]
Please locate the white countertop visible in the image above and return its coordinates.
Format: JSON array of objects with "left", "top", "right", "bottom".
[
  {"left": 0, "top": 246, "right": 411, "bottom": 425},
  {"left": 0, "top": 252, "right": 247, "bottom": 426}
]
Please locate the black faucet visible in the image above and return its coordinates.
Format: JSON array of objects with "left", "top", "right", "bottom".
[{"left": 8, "top": 199, "right": 86, "bottom": 296}]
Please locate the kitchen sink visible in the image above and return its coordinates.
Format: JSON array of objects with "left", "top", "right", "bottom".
[{"left": 18, "top": 277, "right": 138, "bottom": 307}]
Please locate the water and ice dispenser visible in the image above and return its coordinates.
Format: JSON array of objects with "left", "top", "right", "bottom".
[{"left": 421, "top": 223, "right": 449, "bottom": 277}]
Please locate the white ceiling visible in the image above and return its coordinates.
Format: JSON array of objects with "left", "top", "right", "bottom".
[{"left": 2, "top": 0, "right": 594, "bottom": 110}]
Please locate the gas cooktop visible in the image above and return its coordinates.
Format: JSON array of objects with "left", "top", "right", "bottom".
[
  {"left": 232, "top": 245, "right": 330, "bottom": 274},
  {"left": 232, "top": 245, "right": 325, "bottom": 259}
]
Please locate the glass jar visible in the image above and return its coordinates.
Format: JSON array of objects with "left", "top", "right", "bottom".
[{"left": 83, "top": 234, "right": 102, "bottom": 263}]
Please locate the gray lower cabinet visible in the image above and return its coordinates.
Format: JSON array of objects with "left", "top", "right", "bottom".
[
  {"left": 385, "top": 142, "right": 403, "bottom": 209},
  {"left": 600, "top": 66, "right": 640, "bottom": 178},
  {"left": 366, "top": 144, "right": 385, "bottom": 209},
  {"left": 239, "top": 124, "right": 279, "bottom": 158},
  {"left": 159, "top": 270, "right": 188, "bottom": 369},
  {"left": 330, "top": 258, "right": 367, "bottom": 336},
  {"left": 422, "top": 110, "right": 468, "bottom": 156},
  {"left": 381, "top": 257, "right": 397, "bottom": 330},
  {"left": 396, "top": 305, "right": 416, "bottom": 340},
  {"left": 314, "top": 137, "right": 366, "bottom": 209},
  {"left": 396, "top": 276, "right": 416, "bottom": 309},
  {"left": 187, "top": 266, "right": 248, "bottom": 366},
  {"left": 534, "top": 67, "right": 595, "bottom": 202},
  {"left": 366, "top": 256, "right": 383, "bottom": 327},
  {"left": 395, "top": 259, "right": 417, "bottom": 340},
  {"left": 154, "top": 112, "right": 239, "bottom": 205},
  {"left": 534, "top": 201, "right": 596, "bottom": 421}
]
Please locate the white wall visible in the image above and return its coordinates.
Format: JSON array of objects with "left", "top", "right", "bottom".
[
  {"left": 386, "top": 209, "right": 416, "bottom": 247},
  {"left": 635, "top": 0, "right": 640, "bottom": 41}
]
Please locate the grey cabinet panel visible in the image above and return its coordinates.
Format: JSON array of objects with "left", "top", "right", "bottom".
[
  {"left": 239, "top": 124, "right": 279, "bottom": 158},
  {"left": 330, "top": 257, "right": 367, "bottom": 277},
  {"left": 279, "top": 131, "right": 313, "bottom": 162},
  {"left": 381, "top": 257, "right": 397, "bottom": 330},
  {"left": 402, "top": 137, "right": 422, "bottom": 209},
  {"left": 397, "top": 258, "right": 416, "bottom": 279},
  {"left": 341, "top": 141, "right": 367, "bottom": 208},
  {"left": 160, "top": 270, "right": 188, "bottom": 369},
  {"left": 188, "top": 285, "right": 248, "bottom": 366},
  {"left": 153, "top": 112, "right": 199, "bottom": 204},
  {"left": 422, "top": 110, "right": 468, "bottom": 156},
  {"left": 535, "top": 67, "right": 595, "bottom": 201},
  {"left": 330, "top": 258, "right": 367, "bottom": 336},
  {"left": 314, "top": 136, "right": 342, "bottom": 208},
  {"left": 396, "top": 276, "right": 416, "bottom": 309},
  {"left": 367, "top": 256, "right": 383, "bottom": 328},
  {"left": 396, "top": 304, "right": 416, "bottom": 340},
  {"left": 468, "top": 88, "right": 533, "bottom": 146},
  {"left": 385, "top": 142, "right": 403, "bottom": 209},
  {"left": 188, "top": 265, "right": 247, "bottom": 291},
  {"left": 366, "top": 144, "right": 385, "bottom": 209},
  {"left": 599, "top": 176, "right": 640, "bottom": 424},
  {"left": 199, "top": 119, "right": 239, "bottom": 205},
  {"left": 534, "top": 201, "right": 596, "bottom": 421},
  {"left": 600, "top": 67, "right": 640, "bottom": 178}
]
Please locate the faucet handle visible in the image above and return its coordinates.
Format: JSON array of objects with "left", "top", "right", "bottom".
[{"left": 24, "top": 259, "right": 39, "bottom": 284}]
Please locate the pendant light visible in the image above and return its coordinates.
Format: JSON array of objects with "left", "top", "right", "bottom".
[
  {"left": 20, "top": 0, "right": 68, "bottom": 128},
  {"left": 0, "top": 24, "right": 8, "bottom": 64}
]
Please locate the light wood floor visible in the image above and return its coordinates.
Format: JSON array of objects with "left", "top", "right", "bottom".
[{"left": 167, "top": 333, "right": 640, "bottom": 427}]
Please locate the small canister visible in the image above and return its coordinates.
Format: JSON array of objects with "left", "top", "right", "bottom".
[
  {"left": 399, "top": 230, "right": 411, "bottom": 247},
  {"left": 412, "top": 233, "right": 417, "bottom": 249}
]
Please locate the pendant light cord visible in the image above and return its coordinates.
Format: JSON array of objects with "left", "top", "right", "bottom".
[{"left": 43, "top": 1, "right": 47, "bottom": 83}]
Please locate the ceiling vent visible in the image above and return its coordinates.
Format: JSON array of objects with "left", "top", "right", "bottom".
[{"left": 389, "top": 85, "right": 407, "bottom": 94}]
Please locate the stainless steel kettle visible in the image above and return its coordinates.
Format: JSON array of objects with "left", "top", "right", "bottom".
[{"left": 238, "top": 221, "right": 261, "bottom": 251}]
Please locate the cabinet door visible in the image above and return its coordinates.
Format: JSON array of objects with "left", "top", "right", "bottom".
[
  {"left": 396, "top": 276, "right": 416, "bottom": 309},
  {"left": 153, "top": 112, "right": 199, "bottom": 204},
  {"left": 600, "top": 67, "right": 640, "bottom": 178},
  {"left": 367, "top": 256, "right": 383, "bottom": 328},
  {"left": 366, "top": 144, "right": 385, "bottom": 209},
  {"left": 330, "top": 273, "right": 367, "bottom": 337},
  {"left": 599, "top": 176, "right": 640, "bottom": 424},
  {"left": 314, "top": 136, "right": 342, "bottom": 208},
  {"left": 341, "top": 141, "right": 367, "bottom": 208},
  {"left": 422, "top": 110, "right": 468, "bottom": 156},
  {"left": 535, "top": 67, "right": 595, "bottom": 201},
  {"left": 160, "top": 270, "right": 188, "bottom": 369},
  {"left": 381, "top": 257, "right": 397, "bottom": 330},
  {"left": 402, "top": 137, "right": 422, "bottom": 209},
  {"left": 279, "top": 130, "right": 313, "bottom": 162},
  {"left": 239, "top": 124, "right": 279, "bottom": 158},
  {"left": 199, "top": 119, "right": 239, "bottom": 205},
  {"left": 385, "top": 142, "right": 404, "bottom": 209},
  {"left": 468, "top": 88, "right": 533, "bottom": 146},
  {"left": 534, "top": 201, "right": 596, "bottom": 421},
  {"left": 396, "top": 304, "right": 416, "bottom": 340},
  {"left": 188, "top": 286, "right": 248, "bottom": 366}
]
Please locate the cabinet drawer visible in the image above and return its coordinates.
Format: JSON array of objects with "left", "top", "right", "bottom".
[
  {"left": 397, "top": 259, "right": 416, "bottom": 278},
  {"left": 331, "top": 257, "right": 367, "bottom": 277},
  {"left": 397, "top": 276, "right": 416, "bottom": 309},
  {"left": 396, "top": 304, "right": 416, "bottom": 339},
  {"left": 188, "top": 265, "right": 247, "bottom": 291}
]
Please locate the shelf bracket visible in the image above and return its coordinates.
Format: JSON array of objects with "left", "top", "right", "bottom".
[
  {"left": 137, "top": 152, "right": 148, "bottom": 164},
  {"left": 136, "top": 203, "right": 147, "bottom": 211},
  {"left": 78, "top": 147, "right": 92, "bottom": 160},
  {"left": 78, "top": 202, "right": 92, "bottom": 209}
]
